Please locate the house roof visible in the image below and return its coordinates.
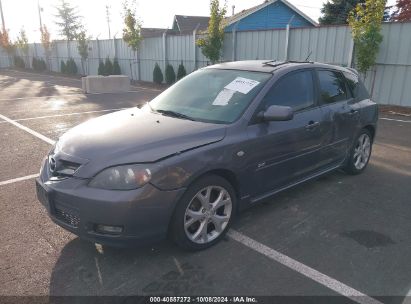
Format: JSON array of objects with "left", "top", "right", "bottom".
[
  {"left": 173, "top": 15, "right": 210, "bottom": 33},
  {"left": 225, "top": 0, "right": 318, "bottom": 28},
  {"left": 141, "top": 28, "right": 170, "bottom": 38}
]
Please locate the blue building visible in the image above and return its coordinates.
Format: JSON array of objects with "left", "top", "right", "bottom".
[{"left": 225, "top": 0, "right": 317, "bottom": 32}]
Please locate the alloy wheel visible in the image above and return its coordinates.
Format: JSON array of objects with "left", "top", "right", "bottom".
[
  {"left": 184, "top": 186, "right": 232, "bottom": 244},
  {"left": 353, "top": 133, "right": 371, "bottom": 170}
]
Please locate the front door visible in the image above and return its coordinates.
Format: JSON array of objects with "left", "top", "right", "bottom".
[{"left": 244, "top": 69, "right": 328, "bottom": 198}]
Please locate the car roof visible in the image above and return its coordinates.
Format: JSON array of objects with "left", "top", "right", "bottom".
[{"left": 205, "top": 60, "right": 357, "bottom": 75}]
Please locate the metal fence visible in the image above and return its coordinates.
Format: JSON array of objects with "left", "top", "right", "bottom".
[{"left": 1, "top": 22, "right": 411, "bottom": 107}]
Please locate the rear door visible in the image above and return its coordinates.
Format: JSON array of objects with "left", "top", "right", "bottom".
[
  {"left": 245, "top": 69, "right": 328, "bottom": 198},
  {"left": 315, "top": 69, "right": 360, "bottom": 165}
]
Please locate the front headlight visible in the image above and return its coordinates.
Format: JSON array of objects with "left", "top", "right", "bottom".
[{"left": 88, "top": 165, "right": 152, "bottom": 190}]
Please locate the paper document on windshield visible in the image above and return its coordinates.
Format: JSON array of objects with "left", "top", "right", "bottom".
[
  {"left": 212, "top": 88, "right": 236, "bottom": 106},
  {"left": 225, "top": 77, "right": 260, "bottom": 94}
]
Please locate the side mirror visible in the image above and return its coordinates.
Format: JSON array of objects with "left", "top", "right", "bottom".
[{"left": 258, "top": 105, "right": 294, "bottom": 122}]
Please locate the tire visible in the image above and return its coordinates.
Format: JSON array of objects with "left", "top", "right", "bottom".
[
  {"left": 343, "top": 129, "right": 373, "bottom": 175},
  {"left": 171, "top": 174, "right": 237, "bottom": 251}
]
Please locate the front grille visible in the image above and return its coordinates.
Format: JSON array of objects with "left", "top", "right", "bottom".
[{"left": 54, "top": 207, "right": 80, "bottom": 228}]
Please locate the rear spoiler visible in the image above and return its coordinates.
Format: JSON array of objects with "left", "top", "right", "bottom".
[{"left": 346, "top": 67, "right": 359, "bottom": 75}]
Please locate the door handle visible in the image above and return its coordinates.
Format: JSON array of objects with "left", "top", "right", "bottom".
[
  {"left": 348, "top": 109, "right": 359, "bottom": 116},
  {"left": 305, "top": 121, "right": 320, "bottom": 130}
]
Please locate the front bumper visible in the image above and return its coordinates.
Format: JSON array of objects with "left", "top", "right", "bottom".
[{"left": 35, "top": 171, "right": 185, "bottom": 247}]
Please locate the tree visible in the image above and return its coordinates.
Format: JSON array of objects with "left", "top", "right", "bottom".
[
  {"left": 113, "top": 58, "right": 122, "bottom": 75},
  {"left": 40, "top": 25, "right": 51, "bottom": 68},
  {"left": 319, "top": 0, "right": 361, "bottom": 25},
  {"left": 122, "top": 0, "right": 142, "bottom": 51},
  {"left": 55, "top": 0, "right": 82, "bottom": 40},
  {"left": 77, "top": 30, "right": 89, "bottom": 74},
  {"left": 165, "top": 64, "right": 176, "bottom": 85},
  {"left": 177, "top": 62, "right": 187, "bottom": 80},
  {"left": 348, "top": 0, "right": 386, "bottom": 75},
  {"left": 104, "top": 57, "right": 113, "bottom": 75},
  {"left": 153, "top": 63, "right": 163, "bottom": 84},
  {"left": 98, "top": 60, "right": 105, "bottom": 75},
  {"left": 0, "top": 29, "right": 14, "bottom": 55},
  {"left": 392, "top": 0, "right": 411, "bottom": 21},
  {"left": 60, "top": 60, "right": 66, "bottom": 73},
  {"left": 16, "top": 29, "right": 29, "bottom": 66},
  {"left": 197, "top": 0, "right": 227, "bottom": 63}
]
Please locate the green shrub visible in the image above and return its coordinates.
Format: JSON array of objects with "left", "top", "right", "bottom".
[
  {"left": 32, "top": 58, "right": 46, "bottom": 71},
  {"left": 32, "top": 57, "right": 38, "bottom": 70},
  {"left": 153, "top": 63, "right": 163, "bottom": 84},
  {"left": 177, "top": 62, "right": 187, "bottom": 80},
  {"left": 165, "top": 64, "right": 176, "bottom": 85},
  {"left": 14, "top": 56, "right": 25, "bottom": 68},
  {"left": 113, "top": 58, "right": 121, "bottom": 75},
  {"left": 66, "top": 58, "right": 78, "bottom": 75},
  {"left": 98, "top": 60, "right": 105, "bottom": 75},
  {"left": 60, "top": 60, "right": 66, "bottom": 73},
  {"left": 104, "top": 57, "right": 113, "bottom": 76}
]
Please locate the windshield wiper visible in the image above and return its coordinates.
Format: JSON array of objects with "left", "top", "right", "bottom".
[{"left": 156, "top": 109, "right": 197, "bottom": 121}]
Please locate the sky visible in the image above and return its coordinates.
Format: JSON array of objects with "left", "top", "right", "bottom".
[{"left": 0, "top": 0, "right": 396, "bottom": 42}]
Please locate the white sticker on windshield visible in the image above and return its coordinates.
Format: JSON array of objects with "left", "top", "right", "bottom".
[
  {"left": 224, "top": 77, "right": 260, "bottom": 94},
  {"left": 212, "top": 88, "right": 235, "bottom": 106}
]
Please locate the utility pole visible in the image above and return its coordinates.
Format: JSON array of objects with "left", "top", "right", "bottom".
[
  {"left": 106, "top": 5, "right": 111, "bottom": 39},
  {"left": 0, "top": 0, "right": 6, "bottom": 32},
  {"left": 38, "top": 0, "right": 43, "bottom": 30}
]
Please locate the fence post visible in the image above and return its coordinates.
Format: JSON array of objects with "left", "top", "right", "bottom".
[
  {"left": 347, "top": 37, "right": 354, "bottom": 68},
  {"left": 193, "top": 27, "right": 198, "bottom": 70},
  {"left": 284, "top": 24, "right": 290, "bottom": 61},
  {"left": 96, "top": 38, "right": 101, "bottom": 63},
  {"left": 55, "top": 43, "right": 59, "bottom": 72},
  {"left": 162, "top": 31, "right": 167, "bottom": 75},
  {"left": 232, "top": 22, "right": 239, "bottom": 61},
  {"left": 284, "top": 15, "right": 295, "bottom": 61},
  {"left": 113, "top": 37, "right": 118, "bottom": 59}
]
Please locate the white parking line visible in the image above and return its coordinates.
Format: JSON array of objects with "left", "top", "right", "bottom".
[
  {"left": 0, "top": 174, "right": 39, "bottom": 186},
  {"left": 228, "top": 230, "right": 383, "bottom": 304},
  {"left": 4, "top": 69, "right": 164, "bottom": 92},
  {"left": 0, "top": 108, "right": 126, "bottom": 124},
  {"left": 0, "top": 113, "right": 56, "bottom": 145},
  {"left": 380, "top": 117, "right": 411, "bottom": 123},
  {"left": 4, "top": 69, "right": 82, "bottom": 82},
  {"left": 0, "top": 90, "right": 146, "bottom": 101}
]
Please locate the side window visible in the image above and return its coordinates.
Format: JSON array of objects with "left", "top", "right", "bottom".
[
  {"left": 318, "top": 70, "right": 348, "bottom": 104},
  {"left": 343, "top": 71, "right": 370, "bottom": 100},
  {"left": 343, "top": 72, "right": 358, "bottom": 98},
  {"left": 262, "top": 70, "right": 314, "bottom": 111}
]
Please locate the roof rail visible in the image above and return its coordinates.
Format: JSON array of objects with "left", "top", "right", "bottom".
[{"left": 262, "top": 60, "right": 313, "bottom": 67}]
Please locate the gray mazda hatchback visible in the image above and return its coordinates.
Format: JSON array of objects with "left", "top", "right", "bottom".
[{"left": 36, "top": 60, "right": 378, "bottom": 250}]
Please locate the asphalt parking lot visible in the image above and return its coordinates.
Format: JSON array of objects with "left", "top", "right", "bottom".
[{"left": 0, "top": 69, "right": 411, "bottom": 303}]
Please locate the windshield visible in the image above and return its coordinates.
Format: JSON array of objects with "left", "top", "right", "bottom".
[{"left": 149, "top": 68, "right": 272, "bottom": 124}]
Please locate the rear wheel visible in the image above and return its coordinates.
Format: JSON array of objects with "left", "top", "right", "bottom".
[
  {"left": 171, "top": 175, "right": 236, "bottom": 251},
  {"left": 343, "top": 129, "right": 373, "bottom": 175}
]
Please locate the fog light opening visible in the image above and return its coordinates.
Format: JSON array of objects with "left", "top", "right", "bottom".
[{"left": 95, "top": 224, "right": 123, "bottom": 235}]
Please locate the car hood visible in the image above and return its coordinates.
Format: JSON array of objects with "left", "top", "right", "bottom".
[{"left": 56, "top": 108, "right": 226, "bottom": 178}]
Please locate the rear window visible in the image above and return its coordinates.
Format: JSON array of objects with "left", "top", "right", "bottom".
[{"left": 343, "top": 72, "right": 370, "bottom": 100}]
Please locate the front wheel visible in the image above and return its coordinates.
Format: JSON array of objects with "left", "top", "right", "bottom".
[
  {"left": 343, "top": 129, "right": 373, "bottom": 175},
  {"left": 171, "top": 175, "right": 236, "bottom": 251}
]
